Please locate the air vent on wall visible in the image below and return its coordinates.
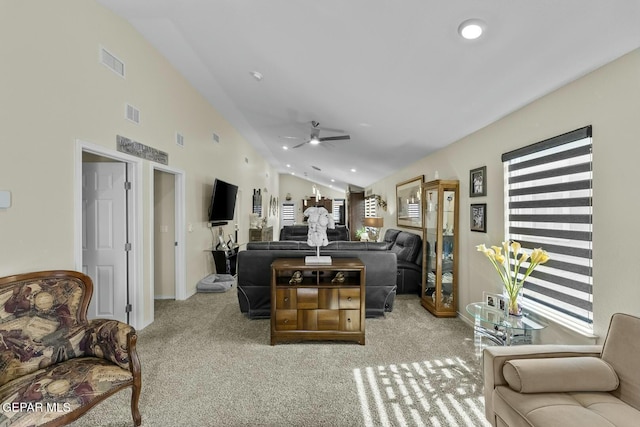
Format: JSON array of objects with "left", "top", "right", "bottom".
[
  {"left": 125, "top": 104, "right": 140, "bottom": 124},
  {"left": 312, "top": 165, "right": 321, "bottom": 171},
  {"left": 176, "top": 133, "right": 185, "bottom": 147},
  {"left": 213, "top": 133, "right": 220, "bottom": 143},
  {"left": 100, "top": 47, "right": 125, "bottom": 77}
]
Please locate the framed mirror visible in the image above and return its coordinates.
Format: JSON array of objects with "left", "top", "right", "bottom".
[{"left": 396, "top": 175, "right": 424, "bottom": 229}]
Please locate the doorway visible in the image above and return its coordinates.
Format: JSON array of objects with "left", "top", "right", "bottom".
[
  {"left": 82, "top": 160, "right": 129, "bottom": 323},
  {"left": 151, "top": 164, "right": 186, "bottom": 318},
  {"left": 75, "top": 140, "right": 143, "bottom": 329}
]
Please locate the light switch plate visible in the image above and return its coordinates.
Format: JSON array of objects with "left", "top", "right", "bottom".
[{"left": 0, "top": 191, "right": 11, "bottom": 208}]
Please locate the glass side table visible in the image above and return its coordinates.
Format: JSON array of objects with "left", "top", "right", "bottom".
[{"left": 466, "top": 302, "right": 547, "bottom": 346}]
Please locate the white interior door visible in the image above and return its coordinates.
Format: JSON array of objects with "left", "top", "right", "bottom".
[{"left": 83, "top": 162, "right": 128, "bottom": 322}]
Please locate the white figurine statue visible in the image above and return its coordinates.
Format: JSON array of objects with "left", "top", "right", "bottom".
[{"left": 304, "top": 206, "right": 335, "bottom": 247}]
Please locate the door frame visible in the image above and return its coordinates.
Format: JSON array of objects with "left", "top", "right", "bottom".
[
  {"left": 150, "top": 164, "right": 186, "bottom": 318},
  {"left": 74, "top": 139, "right": 144, "bottom": 329}
]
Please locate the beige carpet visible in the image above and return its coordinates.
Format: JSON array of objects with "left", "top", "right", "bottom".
[{"left": 69, "top": 289, "right": 490, "bottom": 427}]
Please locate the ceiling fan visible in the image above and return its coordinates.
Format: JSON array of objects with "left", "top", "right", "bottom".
[{"left": 291, "top": 121, "right": 350, "bottom": 149}]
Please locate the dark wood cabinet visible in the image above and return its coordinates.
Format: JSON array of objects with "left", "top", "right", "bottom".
[{"left": 270, "top": 258, "right": 365, "bottom": 345}]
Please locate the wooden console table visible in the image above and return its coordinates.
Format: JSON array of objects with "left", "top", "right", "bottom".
[{"left": 270, "top": 258, "right": 365, "bottom": 345}]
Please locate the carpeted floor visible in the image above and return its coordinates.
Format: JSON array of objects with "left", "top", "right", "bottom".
[{"left": 69, "top": 288, "right": 490, "bottom": 427}]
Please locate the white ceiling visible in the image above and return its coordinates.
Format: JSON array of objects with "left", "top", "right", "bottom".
[{"left": 97, "top": 0, "right": 640, "bottom": 191}]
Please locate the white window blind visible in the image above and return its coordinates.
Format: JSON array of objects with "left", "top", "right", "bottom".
[
  {"left": 503, "top": 126, "right": 593, "bottom": 330},
  {"left": 281, "top": 203, "right": 295, "bottom": 226},
  {"left": 364, "top": 196, "right": 377, "bottom": 218}
]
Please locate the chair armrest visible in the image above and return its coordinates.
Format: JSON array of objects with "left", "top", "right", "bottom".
[
  {"left": 80, "top": 319, "right": 139, "bottom": 371},
  {"left": 482, "top": 344, "right": 602, "bottom": 425}
]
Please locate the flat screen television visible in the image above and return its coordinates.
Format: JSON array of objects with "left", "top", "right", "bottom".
[{"left": 208, "top": 179, "right": 238, "bottom": 224}]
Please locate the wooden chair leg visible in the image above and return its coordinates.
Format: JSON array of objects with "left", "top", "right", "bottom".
[
  {"left": 128, "top": 332, "right": 142, "bottom": 426},
  {"left": 131, "top": 384, "right": 142, "bottom": 426}
]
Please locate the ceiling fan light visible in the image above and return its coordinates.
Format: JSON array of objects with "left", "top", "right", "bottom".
[{"left": 309, "top": 137, "right": 320, "bottom": 145}]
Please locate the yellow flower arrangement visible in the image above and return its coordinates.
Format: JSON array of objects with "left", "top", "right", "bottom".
[{"left": 476, "top": 241, "right": 550, "bottom": 315}]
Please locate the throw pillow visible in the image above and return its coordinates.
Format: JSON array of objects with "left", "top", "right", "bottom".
[{"left": 503, "top": 356, "right": 619, "bottom": 393}]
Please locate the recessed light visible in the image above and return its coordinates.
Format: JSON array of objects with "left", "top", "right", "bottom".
[
  {"left": 331, "top": 179, "right": 335, "bottom": 182},
  {"left": 282, "top": 145, "right": 288, "bottom": 150},
  {"left": 286, "top": 164, "right": 291, "bottom": 168},
  {"left": 351, "top": 168, "right": 357, "bottom": 173},
  {"left": 458, "top": 19, "right": 486, "bottom": 40},
  {"left": 250, "top": 70, "right": 263, "bottom": 81}
]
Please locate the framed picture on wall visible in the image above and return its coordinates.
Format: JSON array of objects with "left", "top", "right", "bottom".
[
  {"left": 396, "top": 175, "right": 424, "bottom": 229},
  {"left": 470, "top": 166, "right": 486, "bottom": 197},
  {"left": 470, "top": 203, "right": 486, "bottom": 232}
]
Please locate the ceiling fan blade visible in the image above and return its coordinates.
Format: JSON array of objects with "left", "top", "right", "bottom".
[
  {"left": 291, "top": 141, "right": 309, "bottom": 149},
  {"left": 319, "top": 135, "right": 350, "bottom": 142}
]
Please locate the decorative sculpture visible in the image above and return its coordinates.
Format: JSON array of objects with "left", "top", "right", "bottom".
[{"left": 304, "top": 206, "right": 335, "bottom": 264}]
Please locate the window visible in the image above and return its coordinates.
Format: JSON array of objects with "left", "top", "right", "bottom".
[
  {"left": 502, "top": 126, "right": 593, "bottom": 330},
  {"left": 364, "top": 196, "right": 378, "bottom": 218},
  {"left": 332, "top": 199, "right": 345, "bottom": 224},
  {"left": 281, "top": 203, "right": 295, "bottom": 227}
]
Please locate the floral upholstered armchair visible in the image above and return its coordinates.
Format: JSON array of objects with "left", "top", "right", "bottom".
[{"left": 0, "top": 270, "right": 141, "bottom": 426}]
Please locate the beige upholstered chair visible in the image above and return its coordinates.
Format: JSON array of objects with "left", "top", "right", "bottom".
[
  {"left": 483, "top": 313, "right": 640, "bottom": 427},
  {"left": 0, "top": 270, "right": 141, "bottom": 426}
]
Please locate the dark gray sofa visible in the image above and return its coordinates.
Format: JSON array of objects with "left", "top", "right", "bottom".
[
  {"left": 383, "top": 229, "right": 424, "bottom": 295},
  {"left": 237, "top": 241, "right": 397, "bottom": 319},
  {"left": 280, "top": 225, "right": 350, "bottom": 242}
]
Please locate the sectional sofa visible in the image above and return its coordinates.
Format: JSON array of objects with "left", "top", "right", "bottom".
[{"left": 236, "top": 241, "right": 397, "bottom": 318}]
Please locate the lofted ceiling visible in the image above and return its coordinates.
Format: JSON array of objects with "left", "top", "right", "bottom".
[{"left": 97, "top": 0, "right": 640, "bottom": 191}]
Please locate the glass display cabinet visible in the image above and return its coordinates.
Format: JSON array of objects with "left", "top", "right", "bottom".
[{"left": 420, "top": 179, "right": 459, "bottom": 317}]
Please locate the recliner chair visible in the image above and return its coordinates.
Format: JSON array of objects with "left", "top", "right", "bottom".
[{"left": 383, "top": 229, "right": 423, "bottom": 294}]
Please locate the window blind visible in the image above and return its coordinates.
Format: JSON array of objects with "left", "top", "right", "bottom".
[
  {"left": 281, "top": 203, "right": 295, "bottom": 226},
  {"left": 502, "top": 126, "right": 593, "bottom": 328},
  {"left": 364, "top": 196, "right": 377, "bottom": 218}
]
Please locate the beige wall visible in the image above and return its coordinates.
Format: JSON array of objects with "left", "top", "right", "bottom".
[
  {"left": 0, "top": 0, "right": 278, "bottom": 328},
  {"left": 368, "top": 48, "right": 640, "bottom": 342},
  {"left": 279, "top": 174, "right": 346, "bottom": 225}
]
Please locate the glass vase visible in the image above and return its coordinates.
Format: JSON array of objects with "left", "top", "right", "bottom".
[{"left": 506, "top": 289, "right": 523, "bottom": 316}]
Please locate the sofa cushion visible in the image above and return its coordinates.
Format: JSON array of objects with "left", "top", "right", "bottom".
[
  {"left": 503, "top": 357, "right": 619, "bottom": 393},
  {"left": 0, "top": 276, "right": 88, "bottom": 386},
  {"left": 324, "top": 241, "right": 388, "bottom": 251},
  {"left": 0, "top": 357, "right": 133, "bottom": 426},
  {"left": 247, "top": 241, "right": 388, "bottom": 251},
  {"left": 493, "top": 386, "right": 640, "bottom": 427},
  {"left": 247, "top": 241, "right": 306, "bottom": 250},
  {"left": 280, "top": 225, "right": 350, "bottom": 241}
]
